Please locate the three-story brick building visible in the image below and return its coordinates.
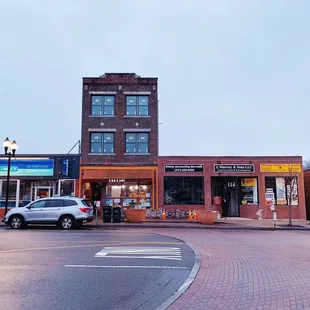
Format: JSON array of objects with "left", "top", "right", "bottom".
[{"left": 80, "top": 73, "right": 158, "bottom": 210}]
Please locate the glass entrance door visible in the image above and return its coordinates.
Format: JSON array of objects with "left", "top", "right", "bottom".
[{"left": 30, "top": 182, "right": 55, "bottom": 201}]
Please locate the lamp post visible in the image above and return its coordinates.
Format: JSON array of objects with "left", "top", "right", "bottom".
[{"left": 3, "top": 138, "right": 18, "bottom": 215}]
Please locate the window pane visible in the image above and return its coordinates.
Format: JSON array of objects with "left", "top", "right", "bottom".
[
  {"left": 30, "top": 200, "right": 46, "bottom": 208},
  {"left": 138, "top": 105, "right": 148, "bottom": 116},
  {"left": 126, "top": 106, "right": 137, "bottom": 116},
  {"left": 126, "top": 143, "right": 136, "bottom": 153},
  {"left": 286, "top": 177, "right": 298, "bottom": 205},
  {"left": 45, "top": 200, "right": 63, "bottom": 208},
  {"left": 92, "top": 96, "right": 102, "bottom": 105},
  {"left": 138, "top": 142, "right": 148, "bottom": 153},
  {"left": 164, "top": 177, "right": 204, "bottom": 205},
  {"left": 92, "top": 106, "right": 102, "bottom": 115},
  {"left": 126, "top": 133, "right": 136, "bottom": 142},
  {"left": 91, "top": 143, "right": 102, "bottom": 153},
  {"left": 138, "top": 96, "right": 148, "bottom": 106},
  {"left": 104, "top": 133, "right": 114, "bottom": 142},
  {"left": 103, "top": 106, "right": 114, "bottom": 115},
  {"left": 126, "top": 96, "right": 137, "bottom": 105},
  {"left": 91, "top": 133, "right": 102, "bottom": 143},
  {"left": 103, "top": 96, "right": 114, "bottom": 105},
  {"left": 241, "top": 178, "right": 258, "bottom": 204},
  {"left": 63, "top": 199, "right": 78, "bottom": 207},
  {"left": 60, "top": 180, "right": 75, "bottom": 196},
  {"left": 104, "top": 143, "right": 114, "bottom": 153},
  {"left": 138, "top": 133, "right": 148, "bottom": 142},
  {"left": 82, "top": 199, "right": 92, "bottom": 207}
]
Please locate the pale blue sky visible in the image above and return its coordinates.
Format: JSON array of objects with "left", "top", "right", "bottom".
[{"left": 0, "top": 0, "right": 309, "bottom": 159}]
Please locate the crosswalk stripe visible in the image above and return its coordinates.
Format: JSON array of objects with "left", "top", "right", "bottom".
[{"left": 94, "top": 246, "right": 182, "bottom": 261}]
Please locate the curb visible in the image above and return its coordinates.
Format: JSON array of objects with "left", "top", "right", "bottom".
[
  {"left": 156, "top": 243, "right": 201, "bottom": 310},
  {"left": 83, "top": 224, "right": 310, "bottom": 231}
]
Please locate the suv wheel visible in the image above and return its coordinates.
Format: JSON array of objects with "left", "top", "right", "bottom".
[
  {"left": 10, "top": 215, "right": 24, "bottom": 229},
  {"left": 60, "top": 215, "right": 74, "bottom": 230}
]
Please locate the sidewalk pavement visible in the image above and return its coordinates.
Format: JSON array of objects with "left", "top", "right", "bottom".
[{"left": 82, "top": 217, "right": 310, "bottom": 230}]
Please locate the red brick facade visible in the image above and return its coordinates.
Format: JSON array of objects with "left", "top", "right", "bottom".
[
  {"left": 81, "top": 73, "right": 158, "bottom": 166},
  {"left": 158, "top": 156, "right": 306, "bottom": 220},
  {"left": 304, "top": 170, "right": 310, "bottom": 220}
]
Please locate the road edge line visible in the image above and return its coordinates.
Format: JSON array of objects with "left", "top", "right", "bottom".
[{"left": 156, "top": 243, "right": 201, "bottom": 310}]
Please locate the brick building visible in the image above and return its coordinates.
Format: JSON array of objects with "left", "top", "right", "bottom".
[
  {"left": 159, "top": 156, "right": 306, "bottom": 220},
  {"left": 80, "top": 73, "right": 158, "bottom": 210},
  {"left": 304, "top": 170, "right": 310, "bottom": 220}
]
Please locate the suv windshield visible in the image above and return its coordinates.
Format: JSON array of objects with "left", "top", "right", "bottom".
[{"left": 81, "top": 199, "right": 92, "bottom": 207}]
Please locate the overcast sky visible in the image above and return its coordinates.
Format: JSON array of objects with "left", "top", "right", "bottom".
[{"left": 0, "top": 0, "right": 309, "bottom": 159}]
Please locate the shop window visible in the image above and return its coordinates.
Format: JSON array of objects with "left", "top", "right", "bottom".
[
  {"left": 59, "top": 180, "right": 75, "bottom": 196},
  {"left": 90, "top": 133, "right": 114, "bottom": 154},
  {"left": 125, "top": 133, "right": 148, "bottom": 153},
  {"left": 126, "top": 96, "right": 149, "bottom": 116},
  {"left": 240, "top": 178, "right": 258, "bottom": 205},
  {"left": 265, "top": 177, "right": 298, "bottom": 205},
  {"left": 164, "top": 177, "right": 204, "bottom": 205},
  {"left": 0, "top": 180, "right": 17, "bottom": 208},
  {"left": 91, "top": 96, "right": 114, "bottom": 116},
  {"left": 105, "top": 183, "right": 151, "bottom": 208}
]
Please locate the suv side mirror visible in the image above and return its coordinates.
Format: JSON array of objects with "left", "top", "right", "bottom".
[{"left": 26, "top": 205, "right": 31, "bottom": 209}]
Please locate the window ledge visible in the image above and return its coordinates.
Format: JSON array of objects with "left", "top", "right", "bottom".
[
  {"left": 124, "top": 115, "right": 151, "bottom": 118},
  {"left": 88, "top": 153, "right": 115, "bottom": 156},
  {"left": 89, "top": 115, "right": 116, "bottom": 118},
  {"left": 124, "top": 153, "right": 150, "bottom": 156}
]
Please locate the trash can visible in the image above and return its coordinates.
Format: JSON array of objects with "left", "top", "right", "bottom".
[
  {"left": 112, "top": 206, "right": 121, "bottom": 223},
  {"left": 102, "top": 205, "right": 112, "bottom": 223}
]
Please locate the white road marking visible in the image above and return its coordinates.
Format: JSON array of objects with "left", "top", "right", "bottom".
[
  {"left": 65, "top": 265, "right": 188, "bottom": 269},
  {"left": 94, "top": 246, "right": 182, "bottom": 261}
]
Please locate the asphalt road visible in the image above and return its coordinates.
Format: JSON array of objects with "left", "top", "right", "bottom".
[{"left": 0, "top": 226, "right": 195, "bottom": 310}]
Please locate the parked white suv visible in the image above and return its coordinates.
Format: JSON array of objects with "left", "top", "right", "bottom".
[{"left": 2, "top": 197, "right": 94, "bottom": 229}]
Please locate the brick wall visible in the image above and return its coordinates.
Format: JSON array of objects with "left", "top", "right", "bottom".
[
  {"left": 81, "top": 73, "right": 158, "bottom": 166},
  {"left": 304, "top": 170, "right": 310, "bottom": 219}
]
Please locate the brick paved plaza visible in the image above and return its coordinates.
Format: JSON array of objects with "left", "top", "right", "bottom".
[{"left": 146, "top": 229, "right": 310, "bottom": 310}]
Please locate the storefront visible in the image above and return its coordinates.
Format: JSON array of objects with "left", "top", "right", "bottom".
[
  {"left": 158, "top": 157, "right": 306, "bottom": 220},
  {"left": 80, "top": 166, "right": 157, "bottom": 211},
  {"left": 0, "top": 155, "right": 80, "bottom": 216}
]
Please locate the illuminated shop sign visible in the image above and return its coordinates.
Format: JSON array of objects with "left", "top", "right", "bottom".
[
  {"left": 164, "top": 165, "right": 204, "bottom": 173},
  {"left": 214, "top": 164, "right": 255, "bottom": 173},
  {"left": 0, "top": 158, "right": 54, "bottom": 177},
  {"left": 108, "top": 179, "right": 126, "bottom": 183}
]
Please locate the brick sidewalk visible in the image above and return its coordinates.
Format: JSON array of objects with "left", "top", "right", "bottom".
[{"left": 143, "top": 228, "right": 310, "bottom": 310}]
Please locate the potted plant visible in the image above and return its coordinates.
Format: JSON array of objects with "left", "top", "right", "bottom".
[{"left": 195, "top": 208, "right": 219, "bottom": 225}]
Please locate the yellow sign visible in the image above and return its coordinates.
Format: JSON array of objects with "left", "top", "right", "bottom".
[
  {"left": 241, "top": 178, "right": 257, "bottom": 187},
  {"left": 260, "top": 164, "right": 301, "bottom": 173}
]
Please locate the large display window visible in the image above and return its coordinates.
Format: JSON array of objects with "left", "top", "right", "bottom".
[
  {"left": 265, "top": 177, "right": 298, "bottom": 205},
  {"left": 164, "top": 177, "right": 204, "bottom": 205},
  {"left": 105, "top": 182, "right": 152, "bottom": 208}
]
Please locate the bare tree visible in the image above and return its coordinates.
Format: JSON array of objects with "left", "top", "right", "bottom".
[
  {"left": 303, "top": 159, "right": 310, "bottom": 171},
  {"left": 286, "top": 161, "right": 299, "bottom": 226}
]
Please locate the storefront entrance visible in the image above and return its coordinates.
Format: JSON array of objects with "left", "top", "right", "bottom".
[
  {"left": 30, "top": 181, "right": 55, "bottom": 201},
  {"left": 212, "top": 176, "right": 259, "bottom": 217}
]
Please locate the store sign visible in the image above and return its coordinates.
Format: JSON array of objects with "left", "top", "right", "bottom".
[
  {"left": 0, "top": 158, "right": 54, "bottom": 176},
  {"left": 214, "top": 164, "right": 255, "bottom": 173},
  {"left": 241, "top": 178, "right": 257, "bottom": 187},
  {"left": 260, "top": 164, "right": 301, "bottom": 173},
  {"left": 108, "top": 179, "right": 125, "bottom": 183},
  {"left": 62, "top": 159, "right": 69, "bottom": 176},
  {"left": 164, "top": 164, "right": 204, "bottom": 173}
]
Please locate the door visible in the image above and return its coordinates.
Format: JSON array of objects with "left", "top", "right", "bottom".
[
  {"left": 228, "top": 191, "right": 240, "bottom": 217},
  {"left": 23, "top": 200, "right": 46, "bottom": 222},
  {"left": 43, "top": 199, "right": 64, "bottom": 222}
]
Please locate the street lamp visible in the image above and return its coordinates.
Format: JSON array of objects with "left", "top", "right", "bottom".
[{"left": 3, "top": 138, "right": 18, "bottom": 215}]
